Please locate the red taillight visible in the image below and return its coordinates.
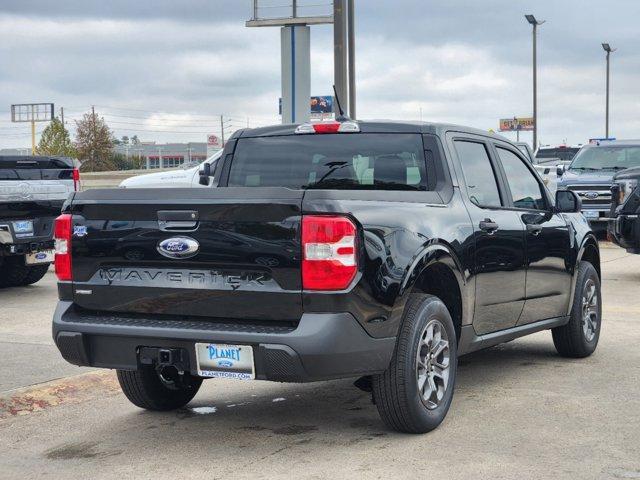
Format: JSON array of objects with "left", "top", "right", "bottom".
[
  {"left": 302, "top": 215, "right": 357, "bottom": 291},
  {"left": 72, "top": 168, "right": 80, "bottom": 191},
  {"left": 54, "top": 214, "right": 73, "bottom": 281},
  {"left": 295, "top": 121, "right": 360, "bottom": 134}
]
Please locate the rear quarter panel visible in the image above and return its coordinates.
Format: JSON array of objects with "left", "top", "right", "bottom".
[{"left": 301, "top": 189, "right": 475, "bottom": 338}]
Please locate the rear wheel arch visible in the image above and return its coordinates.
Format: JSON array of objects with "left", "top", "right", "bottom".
[{"left": 403, "top": 247, "right": 466, "bottom": 341}]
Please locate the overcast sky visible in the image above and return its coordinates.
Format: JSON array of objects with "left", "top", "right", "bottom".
[{"left": 1, "top": 0, "right": 639, "bottom": 149}]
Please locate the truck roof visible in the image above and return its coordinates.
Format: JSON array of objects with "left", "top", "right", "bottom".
[
  {"left": 0, "top": 155, "right": 75, "bottom": 168},
  {"left": 587, "top": 140, "right": 640, "bottom": 147},
  {"left": 235, "top": 120, "right": 509, "bottom": 142}
]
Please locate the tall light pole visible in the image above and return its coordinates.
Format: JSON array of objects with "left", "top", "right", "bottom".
[
  {"left": 347, "top": 0, "right": 356, "bottom": 119},
  {"left": 602, "top": 43, "right": 616, "bottom": 139},
  {"left": 525, "top": 14, "right": 545, "bottom": 150}
]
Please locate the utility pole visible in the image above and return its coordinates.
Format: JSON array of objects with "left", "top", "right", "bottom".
[
  {"left": 220, "top": 115, "right": 225, "bottom": 147},
  {"left": 347, "top": 0, "right": 356, "bottom": 119},
  {"left": 60, "top": 107, "right": 64, "bottom": 127},
  {"left": 91, "top": 106, "right": 96, "bottom": 165},
  {"left": 525, "top": 15, "right": 545, "bottom": 151},
  {"left": 333, "top": 0, "right": 348, "bottom": 116},
  {"left": 602, "top": 43, "right": 616, "bottom": 139},
  {"left": 30, "top": 104, "right": 36, "bottom": 154}
]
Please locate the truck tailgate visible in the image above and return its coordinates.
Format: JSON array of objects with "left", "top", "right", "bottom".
[{"left": 68, "top": 187, "right": 303, "bottom": 321}]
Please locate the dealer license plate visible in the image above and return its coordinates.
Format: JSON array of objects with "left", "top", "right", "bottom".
[
  {"left": 25, "top": 250, "right": 54, "bottom": 265},
  {"left": 195, "top": 343, "right": 255, "bottom": 380},
  {"left": 583, "top": 210, "right": 600, "bottom": 220},
  {"left": 12, "top": 220, "right": 33, "bottom": 238}
]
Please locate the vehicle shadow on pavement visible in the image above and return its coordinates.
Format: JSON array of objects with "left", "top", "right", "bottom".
[{"left": 68, "top": 338, "right": 569, "bottom": 449}]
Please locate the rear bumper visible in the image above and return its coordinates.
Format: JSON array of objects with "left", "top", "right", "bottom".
[{"left": 52, "top": 302, "right": 396, "bottom": 383}]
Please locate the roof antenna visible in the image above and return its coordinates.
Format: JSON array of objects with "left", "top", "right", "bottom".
[{"left": 333, "top": 85, "right": 349, "bottom": 121}]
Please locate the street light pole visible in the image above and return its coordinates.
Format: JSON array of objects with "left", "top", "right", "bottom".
[
  {"left": 525, "top": 15, "right": 545, "bottom": 151},
  {"left": 602, "top": 43, "right": 616, "bottom": 139},
  {"left": 347, "top": 0, "right": 356, "bottom": 119}
]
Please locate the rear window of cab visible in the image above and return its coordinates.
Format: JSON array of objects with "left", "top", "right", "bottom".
[{"left": 227, "top": 134, "right": 429, "bottom": 191}]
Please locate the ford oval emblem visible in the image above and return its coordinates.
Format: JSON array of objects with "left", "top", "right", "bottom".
[
  {"left": 157, "top": 237, "right": 200, "bottom": 259},
  {"left": 584, "top": 192, "right": 599, "bottom": 200}
]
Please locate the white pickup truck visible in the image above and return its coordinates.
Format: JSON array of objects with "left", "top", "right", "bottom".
[
  {"left": 119, "top": 151, "right": 221, "bottom": 188},
  {"left": 0, "top": 155, "right": 78, "bottom": 287},
  {"left": 515, "top": 142, "right": 559, "bottom": 195}
]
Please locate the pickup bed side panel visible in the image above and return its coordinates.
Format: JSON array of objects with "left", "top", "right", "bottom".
[{"left": 301, "top": 189, "right": 474, "bottom": 338}]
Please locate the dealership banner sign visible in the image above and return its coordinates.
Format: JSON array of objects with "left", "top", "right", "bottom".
[
  {"left": 279, "top": 96, "right": 334, "bottom": 119},
  {"left": 499, "top": 117, "right": 534, "bottom": 132}
]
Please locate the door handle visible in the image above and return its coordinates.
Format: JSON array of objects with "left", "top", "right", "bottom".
[
  {"left": 479, "top": 219, "right": 499, "bottom": 234},
  {"left": 527, "top": 224, "right": 543, "bottom": 236}
]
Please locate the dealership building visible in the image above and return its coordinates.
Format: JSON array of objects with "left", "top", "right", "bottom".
[{"left": 113, "top": 142, "right": 209, "bottom": 169}]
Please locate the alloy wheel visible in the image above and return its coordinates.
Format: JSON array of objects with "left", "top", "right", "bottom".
[
  {"left": 416, "top": 319, "right": 451, "bottom": 410},
  {"left": 582, "top": 278, "right": 599, "bottom": 342}
]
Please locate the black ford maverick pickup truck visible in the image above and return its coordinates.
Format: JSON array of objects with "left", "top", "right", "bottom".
[{"left": 52, "top": 120, "right": 601, "bottom": 433}]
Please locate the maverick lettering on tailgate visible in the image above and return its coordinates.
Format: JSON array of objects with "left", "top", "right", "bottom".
[{"left": 95, "top": 268, "right": 283, "bottom": 292}]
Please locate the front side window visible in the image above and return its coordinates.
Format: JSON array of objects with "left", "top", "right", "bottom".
[
  {"left": 497, "top": 147, "right": 546, "bottom": 210},
  {"left": 228, "top": 134, "right": 429, "bottom": 191},
  {"left": 454, "top": 141, "right": 502, "bottom": 207}
]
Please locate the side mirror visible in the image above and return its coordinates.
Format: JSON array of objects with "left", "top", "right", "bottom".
[
  {"left": 555, "top": 190, "right": 582, "bottom": 213},
  {"left": 199, "top": 163, "right": 211, "bottom": 186},
  {"left": 556, "top": 164, "right": 566, "bottom": 177}
]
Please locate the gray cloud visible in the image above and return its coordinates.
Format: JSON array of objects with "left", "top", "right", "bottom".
[{"left": 1, "top": 0, "right": 639, "bottom": 148}]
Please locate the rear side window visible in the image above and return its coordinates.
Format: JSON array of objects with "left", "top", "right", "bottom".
[
  {"left": 454, "top": 141, "right": 502, "bottom": 207},
  {"left": 0, "top": 157, "right": 73, "bottom": 181},
  {"left": 227, "top": 134, "right": 429, "bottom": 191}
]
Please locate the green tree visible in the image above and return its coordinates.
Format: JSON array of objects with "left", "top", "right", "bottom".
[
  {"left": 36, "top": 118, "right": 77, "bottom": 157},
  {"left": 75, "top": 111, "right": 115, "bottom": 172}
]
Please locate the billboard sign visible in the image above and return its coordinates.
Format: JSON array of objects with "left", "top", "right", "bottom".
[
  {"left": 279, "top": 96, "right": 334, "bottom": 119},
  {"left": 207, "top": 134, "right": 220, "bottom": 147},
  {"left": 499, "top": 117, "right": 534, "bottom": 132},
  {"left": 11, "top": 103, "right": 54, "bottom": 123}
]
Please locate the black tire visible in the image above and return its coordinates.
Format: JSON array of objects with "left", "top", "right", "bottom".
[
  {"left": 0, "top": 257, "right": 29, "bottom": 288},
  {"left": 372, "top": 294, "right": 457, "bottom": 434},
  {"left": 20, "top": 264, "right": 50, "bottom": 286},
  {"left": 552, "top": 261, "right": 602, "bottom": 358},
  {"left": 117, "top": 366, "right": 203, "bottom": 411}
]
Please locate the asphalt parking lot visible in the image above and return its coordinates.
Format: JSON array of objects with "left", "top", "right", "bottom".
[{"left": 0, "top": 243, "right": 639, "bottom": 479}]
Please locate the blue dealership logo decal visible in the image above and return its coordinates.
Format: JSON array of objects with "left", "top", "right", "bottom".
[
  {"left": 157, "top": 237, "right": 199, "bottom": 259},
  {"left": 73, "top": 225, "right": 88, "bottom": 237}
]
